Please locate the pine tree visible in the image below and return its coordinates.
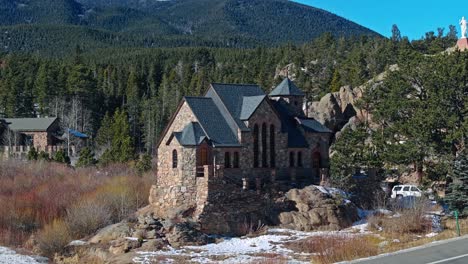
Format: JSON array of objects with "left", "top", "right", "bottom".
[
  {"left": 445, "top": 150, "right": 468, "bottom": 216},
  {"left": 330, "top": 69, "right": 342, "bottom": 92}
]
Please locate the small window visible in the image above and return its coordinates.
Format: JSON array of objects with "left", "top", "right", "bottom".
[
  {"left": 297, "top": 151, "right": 303, "bottom": 167},
  {"left": 233, "top": 152, "right": 239, "bottom": 168},
  {"left": 403, "top": 186, "right": 410, "bottom": 191},
  {"left": 411, "top": 187, "right": 419, "bottom": 192},
  {"left": 224, "top": 152, "right": 231, "bottom": 168},
  {"left": 289, "top": 152, "right": 295, "bottom": 167},
  {"left": 172, "top": 150, "right": 178, "bottom": 168},
  {"left": 394, "top": 186, "right": 402, "bottom": 191}
]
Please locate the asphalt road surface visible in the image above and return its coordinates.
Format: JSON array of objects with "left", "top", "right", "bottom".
[{"left": 352, "top": 236, "right": 468, "bottom": 264}]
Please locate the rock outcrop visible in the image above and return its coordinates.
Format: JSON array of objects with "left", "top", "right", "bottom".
[
  {"left": 308, "top": 65, "right": 399, "bottom": 134},
  {"left": 278, "top": 186, "right": 359, "bottom": 231}
]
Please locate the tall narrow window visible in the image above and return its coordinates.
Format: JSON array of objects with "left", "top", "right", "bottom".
[
  {"left": 233, "top": 152, "right": 240, "bottom": 168},
  {"left": 200, "top": 147, "right": 208, "bottom": 165},
  {"left": 298, "top": 151, "right": 303, "bottom": 167},
  {"left": 172, "top": 149, "right": 178, "bottom": 168},
  {"left": 262, "top": 123, "right": 267, "bottom": 167},
  {"left": 253, "top": 124, "right": 259, "bottom": 168},
  {"left": 289, "top": 152, "right": 295, "bottom": 167},
  {"left": 270, "top": 124, "right": 275, "bottom": 167},
  {"left": 224, "top": 152, "right": 231, "bottom": 168}
]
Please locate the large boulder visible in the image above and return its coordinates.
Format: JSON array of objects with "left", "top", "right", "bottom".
[
  {"left": 89, "top": 223, "right": 131, "bottom": 244},
  {"left": 165, "top": 222, "right": 214, "bottom": 248},
  {"left": 278, "top": 186, "right": 359, "bottom": 231}
]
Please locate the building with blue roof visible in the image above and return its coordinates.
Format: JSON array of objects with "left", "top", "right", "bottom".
[{"left": 153, "top": 78, "right": 333, "bottom": 227}]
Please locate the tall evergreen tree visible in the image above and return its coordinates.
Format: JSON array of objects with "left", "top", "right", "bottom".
[{"left": 445, "top": 150, "right": 468, "bottom": 216}]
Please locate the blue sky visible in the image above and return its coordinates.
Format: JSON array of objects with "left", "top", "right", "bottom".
[{"left": 295, "top": 0, "right": 465, "bottom": 40}]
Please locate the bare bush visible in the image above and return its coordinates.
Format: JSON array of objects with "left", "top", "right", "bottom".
[
  {"left": 238, "top": 219, "right": 267, "bottom": 237},
  {"left": 35, "top": 219, "right": 71, "bottom": 257},
  {"left": 66, "top": 200, "right": 111, "bottom": 238},
  {"left": 285, "top": 234, "right": 378, "bottom": 263},
  {"left": 368, "top": 197, "right": 432, "bottom": 234}
]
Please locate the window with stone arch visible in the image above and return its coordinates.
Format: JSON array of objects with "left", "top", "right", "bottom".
[
  {"left": 297, "top": 151, "right": 303, "bottom": 167},
  {"left": 224, "top": 152, "right": 231, "bottom": 168},
  {"left": 289, "top": 151, "right": 295, "bottom": 167},
  {"left": 253, "top": 124, "right": 259, "bottom": 168},
  {"left": 261, "top": 123, "right": 268, "bottom": 167},
  {"left": 269, "top": 124, "right": 275, "bottom": 167},
  {"left": 172, "top": 149, "right": 178, "bottom": 168},
  {"left": 233, "top": 152, "right": 240, "bottom": 168}
]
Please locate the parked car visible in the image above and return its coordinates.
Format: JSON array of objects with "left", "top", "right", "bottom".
[{"left": 390, "top": 185, "right": 422, "bottom": 199}]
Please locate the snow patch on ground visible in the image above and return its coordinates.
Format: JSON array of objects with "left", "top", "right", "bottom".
[
  {"left": 133, "top": 228, "right": 351, "bottom": 264},
  {"left": 0, "top": 247, "right": 46, "bottom": 264}
]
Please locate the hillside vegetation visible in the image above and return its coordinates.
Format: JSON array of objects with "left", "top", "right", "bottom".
[{"left": 0, "top": 0, "right": 379, "bottom": 55}]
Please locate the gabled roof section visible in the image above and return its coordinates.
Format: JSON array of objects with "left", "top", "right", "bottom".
[
  {"left": 185, "top": 97, "right": 240, "bottom": 147},
  {"left": 174, "top": 122, "right": 208, "bottom": 146},
  {"left": 4, "top": 117, "right": 58, "bottom": 132},
  {"left": 269, "top": 78, "right": 305, "bottom": 97},
  {"left": 207, "top": 83, "right": 266, "bottom": 131},
  {"left": 240, "top": 95, "right": 266, "bottom": 120},
  {"left": 271, "top": 100, "right": 308, "bottom": 148},
  {"left": 297, "top": 118, "right": 332, "bottom": 133}
]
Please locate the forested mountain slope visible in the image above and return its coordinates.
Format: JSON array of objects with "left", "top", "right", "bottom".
[{"left": 0, "top": 0, "right": 379, "bottom": 55}]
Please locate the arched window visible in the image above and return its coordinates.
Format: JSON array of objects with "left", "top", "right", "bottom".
[
  {"left": 298, "top": 151, "right": 303, "bottom": 167},
  {"left": 172, "top": 149, "right": 178, "bottom": 168},
  {"left": 262, "top": 123, "right": 267, "bottom": 167},
  {"left": 253, "top": 124, "right": 259, "bottom": 168},
  {"left": 233, "top": 152, "right": 240, "bottom": 168},
  {"left": 224, "top": 152, "right": 231, "bottom": 168},
  {"left": 289, "top": 152, "right": 295, "bottom": 167},
  {"left": 270, "top": 124, "right": 275, "bottom": 167}
]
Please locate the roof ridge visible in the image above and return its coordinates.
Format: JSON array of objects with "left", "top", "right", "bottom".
[{"left": 211, "top": 82, "right": 260, "bottom": 87}]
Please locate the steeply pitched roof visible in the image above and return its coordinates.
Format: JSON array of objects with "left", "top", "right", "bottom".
[
  {"left": 174, "top": 122, "right": 207, "bottom": 146},
  {"left": 297, "top": 118, "right": 332, "bottom": 133},
  {"left": 185, "top": 97, "right": 240, "bottom": 147},
  {"left": 240, "top": 95, "right": 266, "bottom": 120},
  {"left": 4, "top": 117, "right": 58, "bottom": 132},
  {"left": 207, "top": 83, "right": 266, "bottom": 131},
  {"left": 271, "top": 100, "right": 309, "bottom": 148},
  {"left": 269, "top": 78, "right": 305, "bottom": 97}
]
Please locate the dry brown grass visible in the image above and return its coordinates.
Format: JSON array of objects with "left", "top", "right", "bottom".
[
  {"left": 284, "top": 234, "right": 379, "bottom": 264},
  {"left": 252, "top": 253, "right": 288, "bottom": 264},
  {"left": 0, "top": 160, "right": 153, "bottom": 248}
]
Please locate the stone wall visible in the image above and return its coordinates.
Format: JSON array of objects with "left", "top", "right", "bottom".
[{"left": 153, "top": 101, "right": 199, "bottom": 219}]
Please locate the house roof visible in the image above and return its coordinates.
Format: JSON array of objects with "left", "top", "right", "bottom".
[
  {"left": 269, "top": 78, "right": 305, "bottom": 97},
  {"left": 207, "top": 83, "right": 266, "bottom": 131},
  {"left": 271, "top": 100, "right": 309, "bottom": 148},
  {"left": 297, "top": 118, "right": 332, "bottom": 133},
  {"left": 174, "top": 122, "right": 207, "bottom": 146},
  {"left": 4, "top": 117, "right": 58, "bottom": 132},
  {"left": 240, "top": 95, "right": 266, "bottom": 120},
  {"left": 185, "top": 97, "right": 241, "bottom": 147}
]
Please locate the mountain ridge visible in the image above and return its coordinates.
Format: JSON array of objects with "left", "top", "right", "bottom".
[{"left": 0, "top": 0, "right": 381, "bottom": 56}]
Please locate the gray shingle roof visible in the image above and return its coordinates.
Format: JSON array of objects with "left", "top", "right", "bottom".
[
  {"left": 240, "top": 95, "right": 266, "bottom": 120},
  {"left": 185, "top": 97, "right": 241, "bottom": 147},
  {"left": 208, "top": 83, "right": 266, "bottom": 131},
  {"left": 269, "top": 78, "right": 305, "bottom": 97},
  {"left": 271, "top": 100, "right": 309, "bottom": 148},
  {"left": 4, "top": 117, "right": 57, "bottom": 132},
  {"left": 298, "top": 118, "right": 332, "bottom": 133},
  {"left": 174, "top": 122, "right": 207, "bottom": 146}
]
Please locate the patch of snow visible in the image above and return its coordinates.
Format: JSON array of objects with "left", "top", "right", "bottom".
[
  {"left": 134, "top": 228, "right": 360, "bottom": 263},
  {"left": 425, "top": 232, "right": 438, "bottom": 238},
  {"left": 0, "top": 247, "right": 44, "bottom": 264},
  {"left": 68, "top": 240, "right": 87, "bottom": 246},
  {"left": 314, "top": 185, "right": 329, "bottom": 194},
  {"left": 350, "top": 223, "right": 369, "bottom": 233}
]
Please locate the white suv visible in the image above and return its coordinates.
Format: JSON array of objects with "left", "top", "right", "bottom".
[{"left": 391, "top": 185, "right": 422, "bottom": 199}]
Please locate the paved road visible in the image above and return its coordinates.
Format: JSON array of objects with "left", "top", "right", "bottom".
[{"left": 352, "top": 236, "right": 468, "bottom": 264}]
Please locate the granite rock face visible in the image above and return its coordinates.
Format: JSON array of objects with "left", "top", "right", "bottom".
[{"left": 278, "top": 186, "right": 359, "bottom": 231}]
